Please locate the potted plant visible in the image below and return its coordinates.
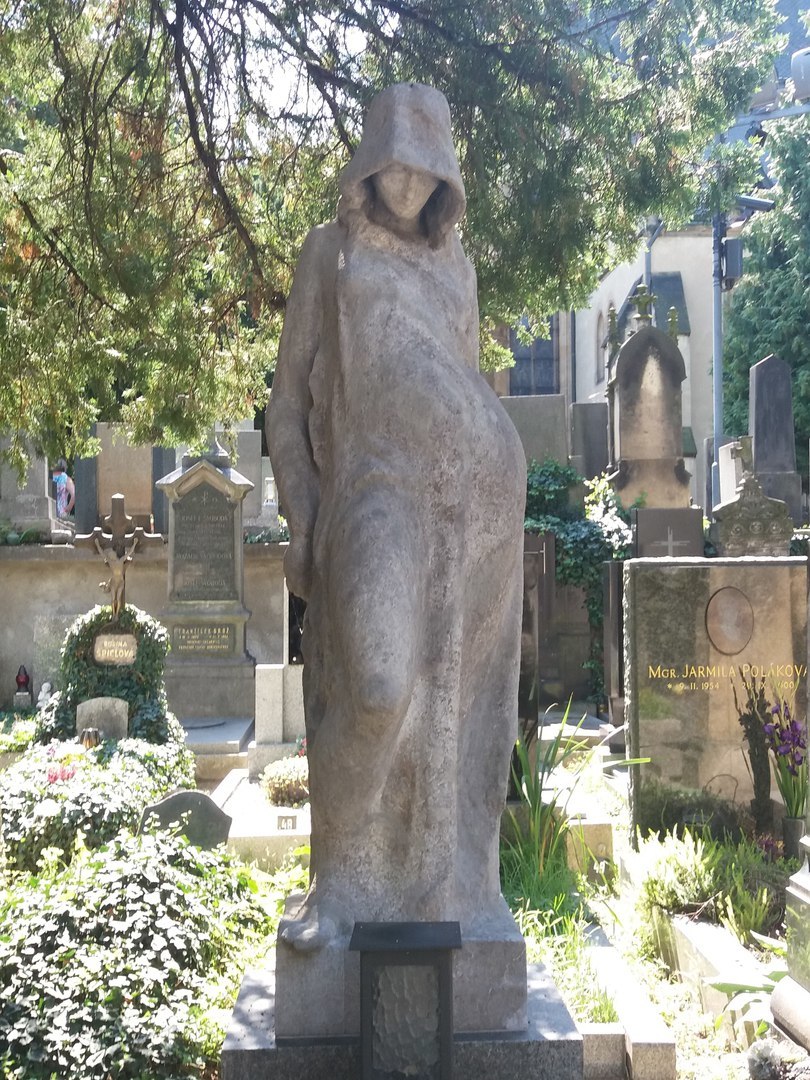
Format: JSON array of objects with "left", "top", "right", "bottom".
[{"left": 763, "top": 691, "right": 807, "bottom": 858}]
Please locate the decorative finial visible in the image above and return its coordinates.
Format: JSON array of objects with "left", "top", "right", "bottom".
[
  {"left": 608, "top": 303, "right": 620, "bottom": 360},
  {"left": 632, "top": 283, "right": 656, "bottom": 325},
  {"left": 667, "top": 306, "right": 679, "bottom": 342}
]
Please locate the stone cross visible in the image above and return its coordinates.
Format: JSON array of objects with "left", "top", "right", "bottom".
[
  {"left": 75, "top": 493, "right": 162, "bottom": 617},
  {"left": 632, "top": 284, "right": 657, "bottom": 326}
]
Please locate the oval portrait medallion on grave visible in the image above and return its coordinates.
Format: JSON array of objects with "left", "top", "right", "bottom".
[{"left": 705, "top": 587, "right": 754, "bottom": 655}]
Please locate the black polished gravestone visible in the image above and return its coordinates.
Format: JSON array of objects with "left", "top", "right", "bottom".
[
  {"left": 749, "top": 354, "right": 802, "bottom": 524},
  {"left": 631, "top": 507, "right": 704, "bottom": 558},
  {"left": 156, "top": 438, "right": 255, "bottom": 729},
  {"left": 139, "top": 790, "right": 232, "bottom": 848}
]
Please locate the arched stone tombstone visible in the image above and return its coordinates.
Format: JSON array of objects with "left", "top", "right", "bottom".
[{"left": 608, "top": 324, "right": 691, "bottom": 508}]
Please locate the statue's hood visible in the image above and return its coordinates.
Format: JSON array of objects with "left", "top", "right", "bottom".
[{"left": 338, "top": 83, "right": 466, "bottom": 243}]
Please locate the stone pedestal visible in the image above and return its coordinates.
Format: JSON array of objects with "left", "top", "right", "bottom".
[
  {"left": 12, "top": 691, "right": 32, "bottom": 711},
  {"left": 222, "top": 961, "right": 583, "bottom": 1080},
  {"left": 771, "top": 835, "right": 810, "bottom": 1048},
  {"left": 274, "top": 898, "right": 527, "bottom": 1038},
  {"left": 156, "top": 445, "right": 255, "bottom": 726}
]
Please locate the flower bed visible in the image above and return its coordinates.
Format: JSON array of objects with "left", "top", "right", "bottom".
[{"left": 0, "top": 736, "right": 195, "bottom": 871}]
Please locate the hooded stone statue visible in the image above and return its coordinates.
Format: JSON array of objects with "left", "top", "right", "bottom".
[{"left": 267, "top": 84, "right": 526, "bottom": 963}]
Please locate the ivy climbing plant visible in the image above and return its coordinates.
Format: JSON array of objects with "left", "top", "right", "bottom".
[{"left": 524, "top": 460, "right": 634, "bottom": 701}]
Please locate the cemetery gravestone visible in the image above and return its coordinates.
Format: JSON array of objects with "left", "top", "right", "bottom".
[
  {"left": 569, "top": 401, "right": 609, "bottom": 480},
  {"left": 521, "top": 533, "right": 557, "bottom": 720},
  {"left": 632, "top": 507, "right": 704, "bottom": 558},
  {"left": 717, "top": 437, "right": 750, "bottom": 505},
  {"left": 749, "top": 354, "right": 802, "bottom": 524},
  {"left": 76, "top": 697, "right": 129, "bottom": 741},
  {"left": 156, "top": 438, "right": 255, "bottom": 725},
  {"left": 139, "top": 790, "right": 232, "bottom": 848},
  {"left": 624, "top": 557, "right": 807, "bottom": 819},
  {"left": 607, "top": 293, "right": 691, "bottom": 509},
  {"left": 711, "top": 474, "right": 793, "bottom": 557},
  {"left": 0, "top": 440, "right": 57, "bottom": 539}
]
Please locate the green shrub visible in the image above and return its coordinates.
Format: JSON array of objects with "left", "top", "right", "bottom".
[
  {"left": 501, "top": 706, "right": 592, "bottom": 917},
  {"left": 525, "top": 458, "right": 582, "bottom": 519},
  {"left": 639, "top": 830, "right": 722, "bottom": 918},
  {"left": 637, "top": 830, "right": 791, "bottom": 943},
  {"left": 0, "top": 738, "right": 195, "bottom": 871},
  {"left": 635, "top": 776, "right": 748, "bottom": 841},
  {"left": 0, "top": 710, "right": 38, "bottom": 755},
  {"left": 0, "top": 830, "right": 273, "bottom": 1080},
  {"left": 36, "top": 605, "right": 171, "bottom": 742},
  {"left": 260, "top": 755, "right": 309, "bottom": 807}
]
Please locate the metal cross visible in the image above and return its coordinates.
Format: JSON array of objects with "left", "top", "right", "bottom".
[{"left": 74, "top": 493, "right": 163, "bottom": 616}]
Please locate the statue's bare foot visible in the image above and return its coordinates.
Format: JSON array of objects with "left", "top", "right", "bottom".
[{"left": 279, "top": 893, "right": 347, "bottom": 952}]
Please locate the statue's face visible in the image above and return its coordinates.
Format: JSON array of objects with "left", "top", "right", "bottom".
[{"left": 373, "top": 163, "right": 438, "bottom": 221}]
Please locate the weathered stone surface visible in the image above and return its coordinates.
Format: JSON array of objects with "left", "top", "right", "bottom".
[
  {"left": 139, "top": 790, "right": 232, "bottom": 848},
  {"left": 222, "top": 963, "right": 582, "bottom": 1080},
  {"left": 156, "top": 448, "right": 256, "bottom": 725},
  {"left": 608, "top": 324, "right": 691, "bottom": 508},
  {"left": 749, "top": 354, "right": 802, "bottom": 523},
  {"left": 711, "top": 473, "right": 793, "bottom": 557},
  {"left": 624, "top": 557, "right": 807, "bottom": 816},
  {"left": 76, "top": 696, "right": 129, "bottom": 740},
  {"left": 632, "top": 507, "right": 704, "bottom": 558},
  {"left": 570, "top": 401, "right": 609, "bottom": 479},
  {"left": 266, "top": 82, "right": 526, "bottom": 1028}
]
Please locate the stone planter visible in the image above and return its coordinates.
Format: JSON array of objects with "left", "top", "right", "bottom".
[
  {"left": 582, "top": 927, "right": 676, "bottom": 1079},
  {"left": 650, "top": 907, "right": 773, "bottom": 1047}
]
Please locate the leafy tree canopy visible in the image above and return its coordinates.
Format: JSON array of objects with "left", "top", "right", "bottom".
[
  {"left": 0, "top": 0, "right": 781, "bottom": 473},
  {"left": 723, "top": 114, "right": 810, "bottom": 476}
]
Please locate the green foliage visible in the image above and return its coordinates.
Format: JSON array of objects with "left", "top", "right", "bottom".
[
  {"left": 0, "top": 737, "right": 194, "bottom": 871},
  {"left": 501, "top": 705, "right": 592, "bottom": 914},
  {"left": 36, "top": 604, "right": 171, "bottom": 743},
  {"left": 0, "top": 710, "right": 37, "bottom": 755},
  {"left": 525, "top": 458, "right": 582, "bottom": 520},
  {"left": 260, "top": 755, "right": 309, "bottom": 808},
  {"left": 639, "top": 829, "right": 722, "bottom": 917},
  {"left": 635, "top": 776, "right": 748, "bottom": 841},
  {"left": 524, "top": 464, "right": 633, "bottom": 699},
  {"left": 0, "top": 0, "right": 781, "bottom": 472},
  {"left": 724, "top": 116, "right": 810, "bottom": 476},
  {"left": 637, "top": 829, "right": 791, "bottom": 943},
  {"left": 0, "top": 830, "right": 273, "bottom": 1080},
  {"left": 536, "top": 916, "right": 619, "bottom": 1024}
]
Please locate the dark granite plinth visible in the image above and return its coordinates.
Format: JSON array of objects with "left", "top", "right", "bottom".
[{"left": 222, "top": 962, "right": 583, "bottom": 1080}]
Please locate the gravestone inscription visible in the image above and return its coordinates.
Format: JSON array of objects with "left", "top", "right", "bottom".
[
  {"left": 171, "top": 483, "right": 237, "bottom": 602},
  {"left": 156, "top": 438, "right": 255, "bottom": 725},
  {"left": 624, "top": 557, "right": 807, "bottom": 819}
]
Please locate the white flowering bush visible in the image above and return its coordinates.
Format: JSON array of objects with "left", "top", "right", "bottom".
[{"left": 584, "top": 473, "right": 634, "bottom": 555}]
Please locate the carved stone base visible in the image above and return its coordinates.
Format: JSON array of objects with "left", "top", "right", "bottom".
[
  {"left": 274, "top": 897, "right": 528, "bottom": 1038},
  {"left": 222, "top": 961, "right": 582, "bottom": 1080}
]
